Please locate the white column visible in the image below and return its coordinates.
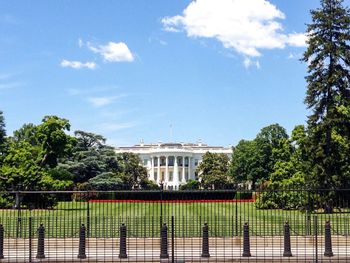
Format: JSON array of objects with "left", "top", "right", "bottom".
[
  {"left": 157, "top": 156, "right": 160, "bottom": 183},
  {"left": 150, "top": 156, "right": 154, "bottom": 181},
  {"left": 174, "top": 156, "right": 179, "bottom": 189},
  {"left": 165, "top": 156, "right": 169, "bottom": 188},
  {"left": 188, "top": 157, "right": 192, "bottom": 180},
  {"left": 182, "top": 156, "right": 186, "bottom": 183}
]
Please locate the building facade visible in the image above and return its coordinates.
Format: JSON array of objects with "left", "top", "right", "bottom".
[{"left": 115, "top": 141, "right": 232, "bottom": 190}]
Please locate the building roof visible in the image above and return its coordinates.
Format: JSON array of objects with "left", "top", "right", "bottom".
[{"left": 115, "top": 141, "right": 232, "bottom": 154}]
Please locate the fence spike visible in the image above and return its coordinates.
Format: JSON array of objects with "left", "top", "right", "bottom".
[
  {"left": 119, "top": 223, "right": 127, "bottom": 258},
  {"left": 0, "top": 224, "right": 4, "bottom": 259},
  {"left": 77, "top": 224, "right": 87, "bottom": 259},
  {"left": 201, "top": 223, "right": 210, "bottom": 257},
  {"left": 160, "top": 223, "right": 169, "bottom": 259},
  {"left": 283, "top": 221, "right": 292, "bottom": 257},
  {"left": 242, "top": 222, "right": 251, "bottom": 257},
  {"left": 324, "top": 221, "right": 334, "bottom": 257},
  {"left": 36, "top": 224, "right": 45, "bottom": 259}
]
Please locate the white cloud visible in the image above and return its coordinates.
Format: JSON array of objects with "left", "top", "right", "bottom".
[
  {"left": 87, "top": 41, "right": 134, "bottom": 62},
  {"left": 287, "top": 51, "right": 303, "bottom": 60},
  {"left": 243, "top": 58, "right": 260, "bottom": 69},
  {"left": 286, "top": 33, "right": 308, "bottom": 47},
  {"left": 288, "top": 53, "right": 295, "bottom": 59},
  {"left": 78, "top": 38, "right": 83, "bottom": 48},
  {"left": 162, "top": 0, "right": 307, "bottom": 57},
  {"left": 148, "top": 36, "right": 168, "bottom": 46},
  {"left": 60, "top": 59, "right": 97, "bottom": 69},
  {"left": 87, "top": 95, "right": 126, "bottom": 107}
]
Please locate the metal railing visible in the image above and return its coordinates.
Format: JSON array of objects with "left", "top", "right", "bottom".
[{"left": 0, "top": 189, "right": 348, "bottom": 262}]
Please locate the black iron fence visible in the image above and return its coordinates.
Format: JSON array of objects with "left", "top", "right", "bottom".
[{"left": 0, "top": 189, "right": 349, "bottom": 262}]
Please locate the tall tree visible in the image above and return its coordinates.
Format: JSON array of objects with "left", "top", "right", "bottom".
[
  {"left": 0, "top": 111, "right": 6, "bottom": 157},
  {"left": 302, "top": 0, "right": 350, "bottom": 190}
]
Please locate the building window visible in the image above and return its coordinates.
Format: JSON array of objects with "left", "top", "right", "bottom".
[
  {"left": 143, "top": 159, "right": 148, "bottom": 165},
  {"left": 154, "top": 157, "right": 158, "bottom": 166},
  {"left": 185, "top": 157, "right": 189, "bottom": 167},
  {"left": 160, "top": 157, "right": 166, "bottom": 166},
  {"left": 168, "top": 156, "right": 174, "bottom": 166},
  {"left": 195, "top": 159, "right": 199, "bottom": 166},
  {"left": 169, "top": 171, "right": 173, "bottom": 181},
  {"left": 161, "top": 172, "right": 165, "bottom": 181},
  {"left": 185, "top": 171, "right": 189, "bottom": 181},
  {"left": 154, "top": 171, "right": 158, "bottom": 181}
]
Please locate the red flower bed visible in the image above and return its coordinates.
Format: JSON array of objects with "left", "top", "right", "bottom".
[{"left": 89, "top": 199, "right": 255, "bottom": 203}]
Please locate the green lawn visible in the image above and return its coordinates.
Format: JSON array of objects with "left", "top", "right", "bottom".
[{"left": 0, "top": 201, "right": 349, "bottom": 238}]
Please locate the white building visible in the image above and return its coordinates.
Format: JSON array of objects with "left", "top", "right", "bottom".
[{"left": 115, "top": 141, "right": 232, "bottom": 190}]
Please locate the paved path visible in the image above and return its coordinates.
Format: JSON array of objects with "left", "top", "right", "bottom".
[{"left": 1, "top": 237, "right": 349, "bottom": 262}]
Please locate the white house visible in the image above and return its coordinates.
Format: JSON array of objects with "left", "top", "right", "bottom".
[{"left": 115, "top": 141, "right": 232, "bottom": 190}]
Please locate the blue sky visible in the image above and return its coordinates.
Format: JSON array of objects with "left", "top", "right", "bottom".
[{"left": 1, "top": 0, "right": 348, "bottom": 147}]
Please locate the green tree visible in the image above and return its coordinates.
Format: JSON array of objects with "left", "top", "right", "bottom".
[
  {"left": 0, "top": 140, "right": 73, "bottom": 191},
  {"left": 59, "top": 132, "right": 120, "bottom": 184},
  {"left": 230, "top": 124, "right": 289, "bottom": 189},
  {"left": 0, "top": 111, "right": 6, "bottom": 159},
  {"left": 180, "top": 179, "right": 200, "bottom": 190},
  {"left": 117, "top": 152, "right": 149, "bottom": 189},
  {"left": 256, "top": 126, "right": 309, "bottom": 209},
  {"left": 254, "top": 124, "right": 289, "bottom": 185},
  {"left": 88, "top": 172, "right": 124, "bottom": 191},
  {"left": 74, "top": 130, "right": 106, "bottom": 151},
  {"left": 302, "top": 0, "right": 350, "bottom": 191},
  {"left": 37, "top": 116, "right": 76, "bottom": 167},
  {"left": 230, "top": 140, "right": 258, "bottom": 188},
  {"left": 196, "top": 152, "right": 232, "bottom": 189},
  {"left": 13, "top": 123, "right": 39, "bottom": 146}
]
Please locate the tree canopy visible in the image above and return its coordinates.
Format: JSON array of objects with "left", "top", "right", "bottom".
[
  {"left": 197, "top": 152, "right": 232, "bottom": 189},
  {"left": 303, "top": 0, "right": 350, "bottom": 190}
]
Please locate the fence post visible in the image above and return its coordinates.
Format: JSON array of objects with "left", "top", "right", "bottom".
[
  {"left": 324, "top": 221, "right": 333, "bottom": 257},
  {"left": 0, "top": 224, "right": 4, "bottom": 259},
  {"left": 283, "top": 221, "right": 292, "bottom": 257},
  {"left": 306, "top": 190, "right": 311, "bottom": 236},
  {"left": 201, "top": 223, "right": 210, "bottom": 258},
  {"left": 171, "top": 216, "right": 175, "bottom": 263},
  {"left": 314, "top": 215, "right": 318, "bottom": 263},
  {"left": 119, "top": 223, "right": 127, "bottom": 258},
  {"left": 29, "top": 217, "right": 33, "bottom": 263},
  {"left": 235, "top": 198, "right": 238, "bottom": 236},
  {"left": 242, "top": 222, "right": 251, "bottom": 257},
  {"left": 86, "top": 195, "right": 90, "bottom": 238},
  {"left": 160, "top": 223, "right": 169, "bottom": 259},
  {"left": 36, "top": 224, "right": 45, "bottom": 259},
  {"left": 77, "top": 224, "right": 87, "bottom": 259}
]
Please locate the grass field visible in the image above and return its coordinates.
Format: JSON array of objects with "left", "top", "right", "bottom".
[{"left": 0, "top": 200, "right": 349, "bottom": 238}]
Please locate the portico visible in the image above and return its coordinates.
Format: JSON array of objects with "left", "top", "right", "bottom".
[{"left": 150, "top": 155, "right": 193, "bottom": 190}]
